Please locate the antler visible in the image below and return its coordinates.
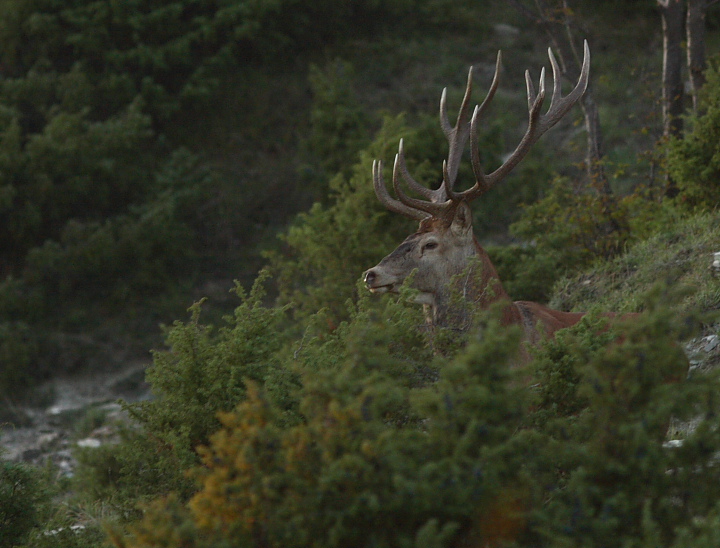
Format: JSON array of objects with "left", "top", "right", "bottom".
[
  {"left": 442, "top": 52, "right": 502, "bottom": 193},
  {"left": 458, "top": 39, "right": 591, "bottom": 202},
  {"left": 372, "top": 41, "right": 590, "bottom": 222},
  {"left": 372, "top": 157, "right": 429, "bottom": 221},
  {"left": 373, "top": 55, "right": 502, "bottom": 221}
]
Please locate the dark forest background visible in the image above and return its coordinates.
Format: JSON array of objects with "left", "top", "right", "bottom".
[{"left": 4, "top": 1, "right": 720, "bottom": 546}]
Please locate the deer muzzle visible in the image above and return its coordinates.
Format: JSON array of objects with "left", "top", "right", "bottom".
[{"left": 363, "top": 268, "right": 395, "bottom": 293}]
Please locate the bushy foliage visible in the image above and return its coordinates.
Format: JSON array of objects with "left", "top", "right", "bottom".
[
  {"left": 498, "top": 177, "right": 669, "bottom": 302},
  {"left": 529, "top": 313, "right": 617, "bottom": 423},
  {"left": 266, "top": 115, "right": 421, "bottom": 323},
  {"left": 0, "top": 147, "right": 221, "bottom": 407},
  {"left": 667, "top": 60, "right": 720, "bottom": 208},
  {"left": 133, "top": 271, "right": 300, "bottom": 441},
  {"left": 526, "top": 295, "right": 716, "bottom": 547},
  {"left": 0, "top": 461, "right": 51, "bottom": 547},
  {"left": 0, "top": 0, "right": 447, "bottom": 401},
  {"left": 0, "top": 0, "right": 429, "bottom": 121},
  {"left": 492, "top": 179, "right": 614, "bottom": 302},
  {"left": 74, "top": 280, "right": 424, "bottom": 522},
  {"left": 104, "top": 285, "right": 720, "bottom": 548},
  {"left": 0, "top": 0, "right": 421, "bottom": 286},
  {"left": 108, "top": 291, "right": 522, "bottom": 548},
  {"left": 73, "top": 271, "right": 300, "bottom": 516},
  {"left": 300, "top": 59, "right": 371, "bottom": 192},
  {"left": 0, "top": 452, "right": 112, "bottom": 548},
  {"left": 22, "top": 148, "right": 212, "bottom": 306},
  {"left": 0, "top": 99, "right": 154, "bottom": 265}
]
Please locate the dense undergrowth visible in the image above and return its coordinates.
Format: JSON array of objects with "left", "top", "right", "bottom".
[
  {"left": 4, "top": 0, "right": 720, "bottom": 547},
  {"left": 32, "top": 277, "right": 720, "bottom": 548}
]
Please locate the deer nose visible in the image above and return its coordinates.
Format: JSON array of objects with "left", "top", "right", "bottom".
[{"left": 364, "top": 270, "right": 376, "bottom": 287}]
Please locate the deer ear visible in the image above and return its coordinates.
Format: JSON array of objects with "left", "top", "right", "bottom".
[{"left": 450, "top": 202, "right": 474, "bottom": 238}]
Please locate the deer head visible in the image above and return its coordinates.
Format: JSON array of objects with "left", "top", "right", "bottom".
[{"left": 364, "top": 42, "right": 590, "bottom": 325}]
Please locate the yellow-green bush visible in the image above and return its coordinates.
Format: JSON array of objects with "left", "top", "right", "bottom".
[{"left": 96, "top": 283, "right": 720, "bottom": 548}]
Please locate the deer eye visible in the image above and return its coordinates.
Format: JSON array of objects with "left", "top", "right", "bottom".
[{"left": 422, "top": 241, "right": 438, "bottom": 252}]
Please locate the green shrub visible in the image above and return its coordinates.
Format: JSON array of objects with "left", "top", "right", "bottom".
[
  {"left": 266, "top": 114, "right": 421, "bottom": 323},
  {"left": 22, "top": 148, "right": 209, "bottom": 308},
  {"left": 106, "top": 286, "right": 720, "bottom": 548},
  {"left": 111, "top": 294, "right": 522, "bottom": 548},
  {"left": 300, "top": 59, "right": 371, "bottom": 194},
  {"left": 667, "top": 60, "right": 720, "bottom": 208},
  {"left": 528, "top": 312, "right": 617, "bottom": 425},
  {"left": 0, "top": 461, "right": 50, "bottom": 548},
  {"left": 529, "top": 294, "right": 707, "bottom": 547},
  {"left": 488, "top": 243, "right": 564, "bottom": 303},
  {"left": 74, "top": 271, "right": 300, "bottom": 518},
  {"left": 502, "top": 177, "right": 669, "bottom": 302},
  {"left": 0, "top": 454, "right": 111, "bottom": 548},
  {"left": 73, "top": 428, "right": 193, "bottom": 523},
  {"left": 0, "top": 100, "right": 154, "bottom": 267}
]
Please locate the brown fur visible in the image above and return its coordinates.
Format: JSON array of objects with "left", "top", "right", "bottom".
[
  {"left": 364, "top": 202, "right": 587, "bottom": 348},
  {"left": 365, "top": 44, "right": 595, "bottom": 353}
]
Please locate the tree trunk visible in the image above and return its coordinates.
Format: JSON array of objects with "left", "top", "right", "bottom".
[
  {"left": 510, "top": 0, "right": 611, "bottom": 194},
  {"left": 686, "top": 0, "right": 707, "bottom": 113},
  {"left": 659, "top": 0, "right": 685, "bottom": 138},
  {"left": 557, "top": 0, "right": 609, "bottom": 194},
  {"left": 658, "top": 0, "right": 685, "bottom": 197},
  {"left": 578, "top": 67, "right": 610, "bottom": 194}
]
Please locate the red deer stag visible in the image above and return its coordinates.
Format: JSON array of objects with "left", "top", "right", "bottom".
[{"left": 364, "top": 42, "right": 590, "bottom": 344}]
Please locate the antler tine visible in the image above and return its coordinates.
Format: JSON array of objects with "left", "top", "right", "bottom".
[
  {"left": 458, "top": 40, "right": 590, "bottom": 201},
  {"left": 476, "top": 51, "right": 503, "bottom": 124},
  {"left": 439, "top": 67, "right": 474, "bottom": 138},
  {"left": 447, "top": 51, "right": 502, "bottom": 202},
  {"left": 372, "top": 159, "right": 429, "bottom": 221},
  {"left": 392, "top": 150, "right": 447, "bottom": 218},
  {"left": 440, "top": 66, "right": 475, "bottom": 189},
  {"left": 395, "top": 139, "right": 437, "bottom": 201},
  {"left": 526, "top": 66, "right": 547, "bottom": 115},
  {"left": 467, "top": 104, "right": 490, "bottom": 195},
  {"left": 372, "top": 43, "right": 590, "bottom": 218},
  {"left": 535, "top": 39, "right": 590, "bottom": 135}
]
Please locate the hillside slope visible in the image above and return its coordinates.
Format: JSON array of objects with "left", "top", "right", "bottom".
[{"left": 552, "top": 210, "right": 720, "bottom": 316}]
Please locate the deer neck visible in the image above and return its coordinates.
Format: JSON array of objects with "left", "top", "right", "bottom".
[
  {"left": 471, "top": 236, "right": 511, "bottom": 304},
  {"left": 427, "top": 237, "right": 512, "bottom": 329}
]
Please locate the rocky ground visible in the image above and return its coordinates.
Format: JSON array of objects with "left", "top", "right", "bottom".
[
  {"left": 686, "top": 328, "right": 720, "bottom": 375},
  {"left": 0, "top": 361, "right": 151, "bottom": 477}
]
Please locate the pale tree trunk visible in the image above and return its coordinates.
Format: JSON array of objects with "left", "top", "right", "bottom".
[
  {"left": 659, "top": 0, "right": 685, "bottom": 139},
  {"left": 658, "top": 0, "right": 685, "bottom": 197}
]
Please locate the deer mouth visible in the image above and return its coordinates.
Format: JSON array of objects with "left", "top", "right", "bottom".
[
  {"left": 368, "top": 284, "right": 396, "bottom": 294},
  {"left": 364, "top": 269, "right": 400, "bottom": 294}
]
